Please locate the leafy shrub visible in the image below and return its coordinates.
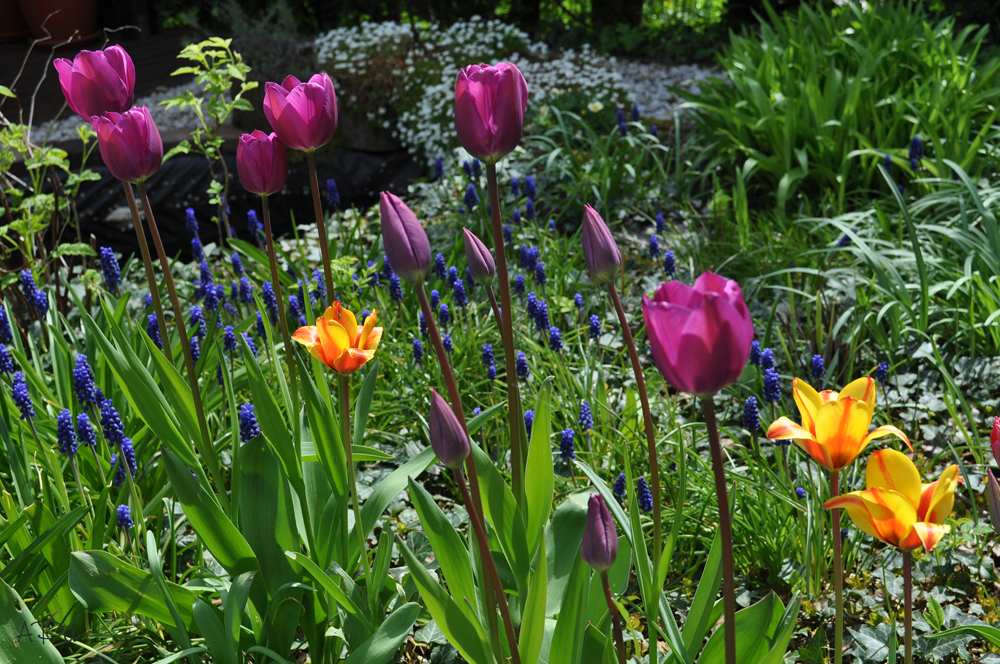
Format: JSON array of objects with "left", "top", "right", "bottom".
[
  {"left": 684, "top": 1, "right": 1000, "bottom": 212},
  {"left": 316, "top": 16, "right": 633, "bottom": 164}
]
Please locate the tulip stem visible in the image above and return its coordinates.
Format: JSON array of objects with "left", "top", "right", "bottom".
[
  {"left": 260, "top": 194, "right": 300, "bottom": 437},
  {"left": 701, "top": 395, "right": 737, "bottom": 664},
  {"left": 903, "top": 551, "right": 912, "bottom": 664},
  {"left": 136, "top": 182, "right": 227, "bottom": 513},
  {"left": 601, "top": 571, "right": 627, "bottom": 664},
  {"left": 121, "top": 182, "right": 171, "bottom": 358},
  {"left": 415, "top": 281, "right": 500, "bottom": 657},
  {"left": 454, "top": 467, "right": 522, "bottom": 664},
  {"left": 341, "top": 376, "right": 373, "bottom": 589},
  {"left": 485, "top": 163, "right": 526, "bottom": 506},
  {"left": 306, "top": 152, "right": 335, "bottom": 305},
  {"left": 607, "top": 284, "right": 662, "bottom": 584},
  {"left": 831, "top": 470, "right": 843, "bottom": 664},
  {"left": 484, "top": 285, "right": 504, "bottom": 334}
]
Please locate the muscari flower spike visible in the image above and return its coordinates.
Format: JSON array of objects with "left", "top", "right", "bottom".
[
  {"left": 439, "top": 303, "right": 451, "bottom": 325},
  {"left": 146, "top": 313, "right": 162, "bottom": 350},
  {"left": 612, "top": 472, "right": 626, "bottom": 503},
  {"left": 99, "top": 247, "right": 120, "bottom": 292},
  {"left": 589, "top": 314, "right": 601, "bottom": 340},
  {"left": 0, "top": 344, "right": 14, "bottom": 375},
  {"left": 749, "top": 340, "right": 761, "bottom": 366},
  {"left": 413, "top": 339, "right": 424, "bottom": 363},
  {"left": 525, "top": 409, "right": 534, "bottom": 438},
  {"left": 513, "top": 274, "right": 525, "bottom": 295},
  {"left": 516, "top": 351, "right": 530, "bottom": 378},
  {"left": 12, "top": 371, "right": 33, "bottom": 420},
  {"left": 649, "top": 235, "right": 660, "bottom": 259},
  {"left": 454, "top": 280, "right": 468, "bottom": 308},
  {"left": 481, "top": 343, "right": 494, "bottom": 367},
  {"left": 743, "top": 396, "right": 759, "bottom": 431},
  {"left": 327, "top": 178, "right": 340, "bottom": 208},
  {"left": 0, "top": 305, "right": 12, "bottom": 344},
  {"left": 389, "top": 274, "right": 403, "bottom": 301},
  {"left": 579, "top": 400, "right": 593, "bottom": 431},
  {"left": 117, "top": 504, "right": 133, "bottom": 529},
  {"left": 760, "top": 347, "right": 774, "bottom": 370},
  {"left": 57, "top": 409, "right": 76, "bottom": 455},
  {"left": 663, "top": 250, "right": 676, "bottom": 277},
  {"left": 763, "top": 368, "right": 781, "bottom": 403},
  {"left": 549, "top": 326, "right": 563, "bottom": 352},
  {"left": 574, "top": 293, "right": 584, "bottom": 310},
  {"left": 443, "top": 333, "right": 453, "bottom": 354},
  {"left": 73, "top": 354, "right": 96, "bottom": 407},
  {"left": 419, "top": 311, "right": 428, "bottom": 337},
  {"left": 464, "top": 184, "right": 479, "bottom": 209},
  {"left": 525, "top": 175, "right": 536, "bottom": 199},
  {"left": 560, "top": 428, "right": 576, "bottom": 459},
  {"left": 434, "top": 253, "right": 447, "bottom": 281},
  {"left": 185, "top": 207, "right": 199, "bottom": 237},
  {"left": 636, "top": 477, "right": 653, "bottom": 512},
  {"left": 239, "top": 403, "right": 261, "bottom": 442},
  {"left": 655, "top": 213, "right": 665, "bottom": 233},
  {"left": 76, "top": 413, "right": 97, "bottom": 448},
  {"left": 434, "top": 157, "right": 444, "bottom": 179},
  {"left": 811, "top": 354, "right": 825, "bottom": 380},
  {"left": 430, "top": 289, "right": 440, "bottom": 309}
]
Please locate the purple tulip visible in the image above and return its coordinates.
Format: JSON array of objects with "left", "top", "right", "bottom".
[
  {"left": 988, "top": 470, "right": 1000, "bottom": 536},
  {"left": 379, "top": 192, "right": 431, "bottom": 284},
  {"left": 429, "top": 389, "right": 470, "bottom": 470},
  {"left": 237, "top": 130, "right": 288, "bottom": 196},
  {"left": 93, "top": 107, "right": 162, "bottom": 183},
  {"left": 54, "top": 46, "right": 135, "bottom": 121},
  {"left": 454, "top": 63, "right": 528, "bottom": 164},
  {"left": 642, "top": 272, "right": 755, "bottom": 396},
  {"left": 581, "top": 205, "right": 622, "bottom": 282},
  {"left": 262, "top": 73, "right": 338, "bottom": 152},
  {"left": 463, "top": 228, "right": 495, "bottom": 285},
  {"left": 580, "top": 494, "right": 618, "bottom": 572}
]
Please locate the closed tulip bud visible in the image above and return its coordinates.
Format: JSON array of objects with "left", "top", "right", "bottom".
[
  {"left": 454, "top": 63, "right": 528, "bottom": 164},
  {"left": 642, "top": 271, "right": 755, "bottom": 396},
  {"left": 54, "top": 46, "right": 135, "bottom": 121},
  {"left": 991, "top": 416, "right": 1000, "bottom": 466},
  {"left": 237, "top": 130, "right": 288, "bottom": 196},
  {"left": 988, "top": 470, "right": 1000, "bottom": 536},
  {"left": 581, "top": 205, "right": 621, "bottom": 282},
  {"left": 580, "top": 494, "right": 617, "bottom": 572},
  {"left": 93, "top": 107, "right": 162, "bottom": 183},
  {"left": 463, "top": 228, "right": 495, "bottom": 284},
  {"left": 429, "top": 389, "right": 470, "bottom": 469},
  {"left": 262, "top": 73, "right": 337, "bottom": 151},
  {"left": 379, "top": 192, "right": 431, "bottom": 284}
]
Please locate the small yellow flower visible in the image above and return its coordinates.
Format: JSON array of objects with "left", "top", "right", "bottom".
[{"left": 588, "top": 101, "right": 604, "bottom": 113}]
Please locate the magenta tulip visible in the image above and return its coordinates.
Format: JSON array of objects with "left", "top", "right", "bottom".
[
  {"left": 429, "top": 389, "right": 470, "bottom": 470},
  {"left": 642, "top": 271, "right": 754, "bottom": 396},
  {"left": 454, "top": 63, "right": 528, "bottom": 164},
  {"left": 262, "top": 74, "right": 337, "bottom": 152},
  {"left": 379, "top": 192, "right": 431, "bottom": 284},
  {"left": 237, "top": 130, "right": 288, "bottom": 196},
  {"left": 463, "top": 228, "right": 495, "bottom": 284},
  {"left": 54, "top": 46, "right": 135, "bottom": 121},
  {"left": 93, "top": 107, "right": 162, "bottom": 183},
  {"left": 581, "top": 494, "right": 618, "bottom": 572},
  {"left": 581, "top": 204, "right": 622, "bottom": 282}
]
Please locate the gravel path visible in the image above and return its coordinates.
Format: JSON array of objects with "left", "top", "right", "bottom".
[{"left": 615, "top": 59, "right": 724, "bottom": 122}]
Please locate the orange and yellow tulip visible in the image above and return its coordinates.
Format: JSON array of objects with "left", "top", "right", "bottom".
[
  {"left": 824, "top": 449, "right": 960, "bottom": 552},
  {"left": 766, "top": 377, "right": 911, "bottom": 471},
  {"left": 292, "top": 302, "right": 382, "bottom": 376}
]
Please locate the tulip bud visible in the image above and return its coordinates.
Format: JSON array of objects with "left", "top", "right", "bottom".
[
  {"left": 379, "top": 192, "right": 431, "bottom": 284},
  {"left": 988, "top": 470, "right": 1000, "bottom": 536},
  {"left": 581, "top": 205, "right": 622, "bottom": 282},
  {"left": 429, "top": 389, "right": 470, "bottom": 470},
  {"left": 262, "top": 73, "right": 338, "bottom": 152},
  {"left": 454, "top": 63, "right": 528, "bottom": 164},
  {"left": 463, "top": 228, "right": 495, "bottom": 285},
  {"left": 642, "top": 271, "right": 754, "bottom": 396},
  {"left": 93, "top": 107, "right": 162, "bottom": 183},
  {"left": 54, "top": 46, "right": 135, "bottom": 121},
  {"left": 237, "top": 130, "right": 288, "bottom": 196},
  {"left": 991, "top": 416, "right": 1000, "bottom": 467},
  {"left": 580, "top": 494, "right": 618, "bottom": 572}
]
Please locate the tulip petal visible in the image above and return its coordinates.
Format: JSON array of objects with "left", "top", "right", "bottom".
[
  {"left": 918, "top": 464, "right": 960, "bottom": 524},
  {"left": 824, "top": 491, "right": 883, "bottom": 540},
  {"left": 814, "top": 396, "right": 873, "bottom": 469},
  {"left": 333, "top": 348, "right": 374, "bottom": 375},
  {"left": 316, "top": 316, "right": 348, "bottom": 368},
  {"left": 326, "top": 303, "right": 358, "bottom": 344},
  {"left": 909, "top": 522, "right": 950, "bottom": 552},
  {"left": 860, "top": 424, "right": 913, "bottom": 454},
  {"left": 792, "top": 378, "right": 823, "bottom": 435},
  {"left": 765, "top": 416, "right": 814, "bottom": 442},
  {"left": 859, "top": 488, "right": 917, "bottom": 548},
  {"left": 359, "top": 310, "right": 379, "bottom": 349},
  {"left": 292, "top": 325, "right": 327, "bottom": 364},
  {"left": 839, "top": 377, "right": 877, "bottom": 419},
  {"left": 865, "top": 449, "right": 921, "bottom": 507}
]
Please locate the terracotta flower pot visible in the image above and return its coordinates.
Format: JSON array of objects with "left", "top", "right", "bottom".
[
  {"left": 16, "top": 0, "right": 99, "bottom": 46},
  {"left": 0, "top": 0, "right": 29, "bottom": 42}
]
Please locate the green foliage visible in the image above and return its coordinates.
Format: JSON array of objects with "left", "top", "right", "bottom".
[{"left": 685, "top": 0, "right": 1000, "bottom": 212}]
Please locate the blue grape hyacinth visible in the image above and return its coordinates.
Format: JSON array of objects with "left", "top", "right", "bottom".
[
  {"left": 743, "top": 396, "right": 759, "bottom": 431},
  {"left": 811, "top": 354, "right": 825, "bottom": 380},
  {"left": 0, "top": 344, "right": 14, "bottom": 375},
  {"left": 579, "top": 400, "right": 594, "bottom": 431},
  {"left": 559, "top": 428, "right": 576, "bottom": 459},
  {"left": 73, "top": 355, "right": 96, "bottom": 407},
  {"left": 763, "top": 368, "right": 781, "bottom": 403},
  {"left": 413, "top": 339, "right": 424, "bottom": 363},
  {"left": 146, "top": 314, "right": 162, "bottom": 350},
  {"left": 12, "top": 371, "right": 33, "bottom": 420},
  {"left": 99, "top": 247, "right": 120, "bottom": 292},
  {"left": 749, "top": 340, "right": 761, "bottom": 366},
  {"left": 663, "top": 250, "right": 676, "bottom": 277},
  {"left": 636, "top": 477, "right": 653, "bottom": 512},
  {"left": 76, "top": 413, "right": 97, "bottom": 448},
  {"left": 548, "top": 326, "right": 563, "bottom": 352},
  {"left": 760, "top": 347, "right": 774, "bottom": 371},
  {"left": 57, "top": 409, "right": 76, "bottom": 455},
  {"left": 649, "top": 235, "right": 660, "bottom": 259},
  {"left": 589, "top": 314, "right": 601, "bottom": 341},
  {"left": 327, "top": 178, "right": 340, "bottom": 207},
  {"left": 612, "top": 472, "right": 626, "bottom": 503},
  {"left": 524, "top": 409, "right": 534, "bottom": 438},
  {"left": 117, "top": 504, "right": 133, "bottom": 529},
  {"left": 239, "top": 403, "right": 261, "bottom": 442},
  {"left": 434, "top": 253, "right": 447, "bottom": 281},
  {"left": 516, "top": 351, "right": 530, "bottom": 378}
]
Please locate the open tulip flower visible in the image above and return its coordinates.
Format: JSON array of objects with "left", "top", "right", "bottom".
[
  {"left": 767, "top": 377, "right": 912, "bottom": 471},
  {"left": 825, "top": 449, "right": 960, "bottom": 552},
  {"left": 292, "top": 302, "right": 382, "bottom": 376}
]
